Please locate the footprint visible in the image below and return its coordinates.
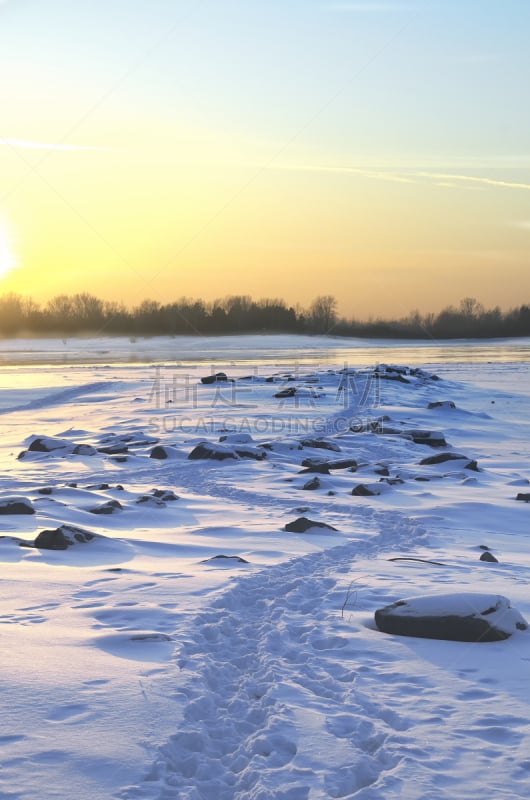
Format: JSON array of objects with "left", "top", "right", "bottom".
[
  {"left": 458, "top": 688, "right": 495, "bottom": 701},
  {"left": 46, "top": 704, "right": 92, "bottom": 724},
  {"left": 326, "top": 714, "right": 364, "bottom": 738},
  {"left": 82, "top": 678, "right": 109, "bottom": 687},
  {"left": 0, "top": 734, "right": 26, "bottom": 745},
  {"left": 250, "top": 732, "right": 297, "bottom": 768}
]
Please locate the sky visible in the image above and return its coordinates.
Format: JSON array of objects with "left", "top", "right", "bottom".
[{"left": 0, "top": 0, "right": 529, "bottom": 318}]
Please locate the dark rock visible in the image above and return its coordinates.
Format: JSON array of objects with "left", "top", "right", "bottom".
[
  {"left": 34, "top": 524, "right": 94, "bottom": 550},
  {"left": 375, "top": 593, "right": 528, "bottom": 642},
  {"left": 201, "top": 554, "right": 250, "bottom": 564},
  {"left": 409, "top": 431, "right": 447, "bottom": 448},
  {"left": 86, "top": 483, "right": 110, "bottom": 490},
  {"left": 327, "top": 458, "right": 358, "bottom": 471},
  {"left": 480, "top": 551, "right": 499, "bottom": 563},
  {"left": 97, "top": 445, "right": 129, "bottom": 455},
  {"left": 27, "top": 436, "right": 70, "bottom": 453},
  {"left": 376, "top": 371, "right": 410, "bottom": 384},
  {"left": 516, "top": 493, "right": 530, "bottom": 502},
  {"left": 72, "top": 444, "right": 97, "bottom": 456},
  {"left": 0, "top": 498, "right": 35, "bottom": 515},
  {"left": 301, "top": 456, "right": 328, "bottom": 468},
  {"left": 300, "top": 438, "right": 341, "bottom": 452},
  {"left": 34, "top": 529, "right": 69, "bottom": 550},
  {"left": 234, "top": 446, "right": 267, "bottom": 461},
  {"left": 428, "top": 401, "right": 456, "bottom": 409},
  {"left": 352, "top": 484, "right": 380, "bottom": 497},
  {"left": 465, "top": 460, "right": 480, "bottom": 472},
  {"left": 37, "top": 487, "right": 53, "bottom": 495},
  {"left": 88, "top": 500, "right": 123, "bottom": 515},
  {"left": 150, "top": 445, "right": 171, "bottom": 460},
  {"left": 384, "top": 365, "right": 407, "bottom": 374},
  {"left": 274, "top": 387, "right": 297, "bottom": 399},
  {"left": 130, "top": 633, "right": 173, "bottom": 642},
  {"left": 201, "top": 372, "right": 229, "bottom": 384},
  {"left": 151, "top": 489, "right": 179, "bottom": 501},
  {"left": 414, "top": 476, "right": 431, "bottom": 481},
  {"left": 374, "top": 465, "right": 390, "bottom": 477},
  {"left": 299, "top": 463, "right": 331, "bottom": 475},
  {"left": 379, "top": 477, "right": 405, "bottom": 485},
  {"left": 302, "top": 477, "right": 321, "bottom": 491},
  {"left": 188, "top": 443, "right": 238, "bottom": 461},
  {"left": 420, "top": 452, "right": 469, "bottom": 466},
  {"left": 284, "top": 517, "right": 338, "bottom": 533},
  {"left": 136, "top": 494, "right": 166, "bottom": 507}
]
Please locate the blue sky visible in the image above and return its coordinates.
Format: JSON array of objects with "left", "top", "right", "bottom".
[{"left": 0, "top": 0, "right": 529, "bottom": 314}]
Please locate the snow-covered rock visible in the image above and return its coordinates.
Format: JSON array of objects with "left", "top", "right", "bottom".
[
  {"left": 219, "top": 433, "right": 254, "bottom": 444},
  {"left": 88, "top": 500, "right": 123, "bottom": 515},
  {"left": 284, "top": 517, "right": 338, "bottom": 533},
  {"left": 27, "top": 435, "right": 72, "bottom": 453},
  {"left": 34, "top": 525, "right": 95, "bottom": 550},
  {"left": 149, "top": 445, "right": 180, "bottom": 460},
  {"left": 0, "top": 496, "right": 35, "bottom": 515},
  {"left": 188, "top": 442, "right": 239, "bottom": 461},
  {"left": 300, "top": 438, "right": 342, "bottom": 452},
  {"left": 375, "top": 593, "right": 528, "bottom": 642}
]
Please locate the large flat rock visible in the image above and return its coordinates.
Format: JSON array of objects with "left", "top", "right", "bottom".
[{"left": 375, "top": 593, "right": 528, "bottom": 642}]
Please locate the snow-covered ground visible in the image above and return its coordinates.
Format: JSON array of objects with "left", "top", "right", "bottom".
[{"left": 1, "top": 336, "right": 529, "bottom": 799}]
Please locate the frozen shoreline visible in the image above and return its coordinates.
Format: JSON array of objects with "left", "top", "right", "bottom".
[{"left": 0, "top": 332, "right": 529, "bottom": 366}]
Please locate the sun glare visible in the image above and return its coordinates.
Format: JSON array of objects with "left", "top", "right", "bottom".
[{"left": 0, "top": 217, "right": 17, "bottom": 280}]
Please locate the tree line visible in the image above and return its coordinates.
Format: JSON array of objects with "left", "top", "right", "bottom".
[{"left": 0, "top": 292, "right": 529, "bottom": 339}]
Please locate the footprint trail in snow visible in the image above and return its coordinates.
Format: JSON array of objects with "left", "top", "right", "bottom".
[{"left": 124, "top": 512, "right": 530, "bottom": 800}]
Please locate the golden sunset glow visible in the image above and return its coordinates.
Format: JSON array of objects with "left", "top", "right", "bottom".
[
  {"left": 0, "top": 1, "right": 529, "bottom": 317},
  {"left": 0, "top": 217, "right": 17, "bottom": 281}
]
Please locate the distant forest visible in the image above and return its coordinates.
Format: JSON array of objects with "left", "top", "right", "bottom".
[{"left": 0, "top": 292, "right": 529, "bottom": 339}]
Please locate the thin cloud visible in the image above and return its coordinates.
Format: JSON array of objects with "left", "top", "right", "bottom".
[
  {"left": 1, "top": 138, "right": 111, "bottom": 152},
  {"left": 413, "top": 171, "right": 530, "bottom": 191},
  {"left": 269, "top": 163, "right": 530, "bottom": 192}
]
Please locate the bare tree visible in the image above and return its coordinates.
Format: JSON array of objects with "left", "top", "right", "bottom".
[
  {"left": 309, "top": 295, "right": 337, "bottom": 334},
  {"left": 459, "top": 297, "right": 483, "bottom": 318}
]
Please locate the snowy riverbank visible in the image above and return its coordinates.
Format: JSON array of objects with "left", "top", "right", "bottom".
[{"left": 1, "top": 342, "right": 529, "bottom": 799}]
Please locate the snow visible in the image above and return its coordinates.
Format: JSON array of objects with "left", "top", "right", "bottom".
[{"left": 0, "top": 335, "right": 529, "bottom": 799}]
